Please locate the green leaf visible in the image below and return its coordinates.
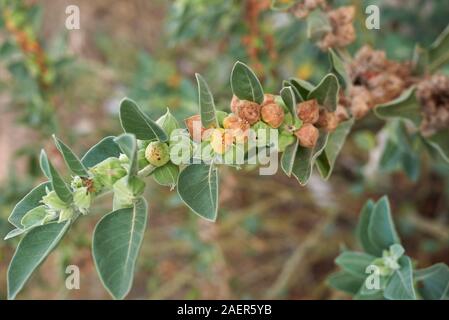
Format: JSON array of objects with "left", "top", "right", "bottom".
[
  {"left": 307, "top": 73, "right": 339, "bottom": 112},
  {"left": 356, "top": 199, "right": 379, "bottom": 256},
  {"left": 307, "top": 9, "right": 331, "bottom": 41},
  {"left": 119, "top": 98, "right": 168, "bottom": 142},
  {"left": 291, "top": 132, "right": 329, "bottom": 185},
  {"left": 114, "top": 134, "right": 138, "bottom": 182},
  {"left": 328, "top": 49, "right": 349, "bottom": 88},
  {"left": 384, "top": 256, "right": 416, "bottom": 300},
  {"left": 428, "top": 23, "right": 449, "bottom": 72},
  {"left": 316, "top": 118, "right": 354, "bottom": 179},
  {"left": 8, "top": 182, "right": 51, "bottom": 229},
  {"left": 327, "top": 271, "right": 364, "bottom": 295},
  {"left": 281, "top": 140, "right": 299, "bottom": 177},
  {"left": 177, "top": 164, "right": 219, "bottom": 221},
  {"left": 153, "top": 162, "right": 179, "bottom": 190},
  {"left": 156, "top": 108, "right": 179, "bottom": 137},
  {"left": 195, "top": 73, "right": 219, "bottom": 128},
  {"left": 289, "top": 77, "right": 314, "bottom": 101},
  {"left": 4, "top": 228, "right": 26, "bottom": 241},
  {"left": 39, "top": 150, "right": 51, "bottom": 179},
  {"left": 335, "top": 251, "right": 376, "bottom": 277},
  {"left": 40, "top": 150, "right": 73, "bottom": 203},
  {"left": 230, "top": 61, "right": 264, "bottom": 104},
  {"left": 280, "top": 86, "right": 298, "bottom": 119},
  {"left": 20, "top": 206, "right": 48, "bottom": 229},
  {"left": 7, "top": 221, "right": 70, "bottom": 299},
  {"left": 415, "top": 263, "right": 449, "bottom": 300},
  {"left": 53, "top": 135, "right": 88, "bottom": 177},
  {"left": 81, "top": 136, "right": 122, "bottom": 168},
  {"left": 425, "top": 129, "right": 449, "bottom": 163},
  {"left": 92, "top": 197, "right": 148, "bottom": 300},
  {"left": 368, "top": 196, "right": 401, "bottom": 255},
  {"left": 374, "top": 87, "right": 422, "bottom": 127}
]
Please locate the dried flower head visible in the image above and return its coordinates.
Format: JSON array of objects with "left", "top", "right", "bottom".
[
  {"left": 261, "top": 102, "right": 285, "bottom": 128},
  {"left": 417, "top": 74, "right": 449, "bottom": 137},
  {"left": 223, "top": 114, "right": 250, "bottom": 143},
  {"left": 318, "top": 6, "right": 356, "bottom": 50},
  {"left": 210, "top": 128, "right": 234, "bottom": 154},
  {"left": 295, "top": 123, "right": 319, "bottom": 148},
  {"left": 185, "top": 115, "right": 205, "bottom": 142},
  {"left": 297, "top": 99, "right": 320, "bottom": 124},
  {"left": 230, "top": 95, "right": 261, "bottom": 125},
  {"left": 316, "top": 109, "right": 339, "bottom": 132}
]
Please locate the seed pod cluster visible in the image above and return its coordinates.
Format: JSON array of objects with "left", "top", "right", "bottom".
[
  {"left": 318, "top": 6, "right": 356, "bottom": 50},
  {"left": 417, "top": 74, "right": 449, "bottom": 137},
  {"left": 341, "top": 45, "right": 413, "bottom": 119},
  {"left": 291, "top": 0, "right": 327, "bottom": 19},
  {"left": 295, "top": 98, "right": 342, "bottom": 148}
]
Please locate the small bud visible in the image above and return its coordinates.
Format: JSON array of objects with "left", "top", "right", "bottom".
[
  {"left": 210, "top": 128, "right": 234, "bottom": 154},
  {"left": 261, "top": 102, "right": 285, "bottom": 128},
  {"left": 145, "top": 142, "right": 170, "bottom": 167},
  {"left": 42, "top": 190, "right": 68, "bottom": 211},
  {"left": 156, "top": 108, "right": 179, "bottom": 137},
  {"left": 297, "top": 99, "right": 319, "bottom": 124},
  {"left": 73, "top": 187, "right": 92, "bottom": 215},
  {"left": 184, "top": 114, "right": 205, "bottom": 142},
  {"left": 230, "top": 95, "right": 261, "bottom": 125},
  {"left": 113, "top": 176, "right": 146, "bottom": 209},
  {"left": 223, "top": 114, "right": 250, "bottom": 143},
  {"left": 295, "top": 123, "right": 319, "bottom": 148},
  {"left": 90, "top": 157, "right": 127, "bottom": 189},
  {"left": 316, "top": 109, "right": 339, "bottom": 132},
  {"left": 58, "top": 207, "right": 74, "bottom": 223}
]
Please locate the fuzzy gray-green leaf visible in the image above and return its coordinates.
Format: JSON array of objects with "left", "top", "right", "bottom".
[
  {"left": 40, "top": 150, "right": 72, "bottom": 203},
  {"left": 374, "top": 87, "right": 422, "bottom": 127},
  {"left": 53, "top": 135, "right": 88, "bottom": 177},
  {"left": 81, "top": 136, "right": 122, "bottom": 168},
  {"left": 196, "top": 73, "right": 219, "bottom": 128},
  {"left": 114, "top": 134, "right": 138, "bottom": 182},
  {"left": 119, "top": 98, "right": 168, "bottom": 142},
  {"left": 92, "top": 197, "right": 148, "bottom": 300},
  {"left": 230, "top": 61, "right": 264, "bottom": 104},
  {"left": 307, "top": 73, "right": 339, "bottom": 112},
  {"left": 316, "top": 118, "right": 354, "bottom": 179},
  {"left": 177, "top": 164, "right": 219, "bottom": 221},
  {"left": 7, "top": 221, "right": 70, "bottom": 299},
  {"left": 8, "top": 182, "right": 51, "bottom": 229},
  {"left": 384, "top": 256, "right": 416, "bottom": 300}
]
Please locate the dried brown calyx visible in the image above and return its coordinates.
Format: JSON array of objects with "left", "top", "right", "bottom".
[
  {"left": 290, "top": 0, "right": 327, "bottom": 19},
  {"left": 295, "top": 123, "right": 319, "bottom": 148},
  {"left": 318, "top": 6, "right": 356, "bottom": 50},
  {"left": 349, "top": 46, "right": 412, "bottom": 104},
  {"left": 223, "top": 114, "right": 250, "bottom": 143},
  {"left": 297, "top": 99, "right": 320, "bottom": 124},
  {"left": 230, "top": 95, "right": 261, "bottom": 125},
  {"left": 261, "top": 94, "right": 285, "bottom": 128},
  {"left": 417, "top": 74, "right": 449, "bottom": 137},
  {"left": 316, "top": 109, "right": 339, "bottom": 132},
  {"left": 185, "top": 115, "right": 206, "bottom": 142}
]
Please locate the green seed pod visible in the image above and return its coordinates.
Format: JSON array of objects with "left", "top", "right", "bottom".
[
  {"left": 145, "top": 141, "right": 170, "bottom": 167},
  {"left": 90, "top": 157, "right": 127, "bottom": 189}
]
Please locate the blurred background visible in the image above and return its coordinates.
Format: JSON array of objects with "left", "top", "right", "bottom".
[{"left": 0, "top": 0, "right": 448, "bottom": 299}]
